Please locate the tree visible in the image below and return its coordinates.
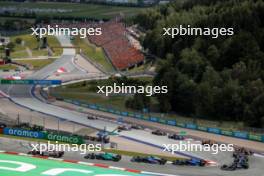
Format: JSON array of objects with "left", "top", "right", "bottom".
[
  {"left": 134, "top": 0, "right": 264, "bottom": 128},
  {"left": 177, "top": 48, "right": 207, "bottom": 82},
  {"left": 249, "top": 93, "right": 264, "bottom": 128},
  {"left": 206, "top": 45, "right": 220, "bottom": 67},
  {"left": 6, "top": 42, "right": 15, "bottom": 51},
  {"left": 15, "top": 38, "right": 22, "bottom": 45}
]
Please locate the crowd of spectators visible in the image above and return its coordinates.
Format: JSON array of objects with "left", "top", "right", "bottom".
[{"left": 88, "top": 21, "right": 144, "bottom": 70}]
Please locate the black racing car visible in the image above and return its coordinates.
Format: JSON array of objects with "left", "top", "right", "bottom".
[
  {"left": 221, "top": 151, "right": 249, "bottom": 171},
  {"left": 233, "top": 147, "right": 253, "bottom": 156},
  {"left": 87, "top": 115, "right": 98, "bottom": 120},
  {"left": 151, "top": 130, "right": 167, "bottom": 136},
  {"left": 221, "top": 161, "right": 249, "bottom": 171},
  {"left": 0, "top": 123, "right": 7, "bottom": 128},
  {"left": 28, "top": 149, "right": 64, "bottom": 158},
  {"left": 131, "top": 124, "right": 144, "bottom": 130},
  {"left": 131, "top": 156, "right": 167, "bottom": 165},
  {"left": 168, "top": 134, "right": 185, "bottom": 140}
]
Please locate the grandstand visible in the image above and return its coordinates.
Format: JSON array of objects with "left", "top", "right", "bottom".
[
  {"left": 88, "top": 21, "right": 144, "bottom": 70},
  {"left": 45, "top": 21, "right": 144, "bottom": 70}
]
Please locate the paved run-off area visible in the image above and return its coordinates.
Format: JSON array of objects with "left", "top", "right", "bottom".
[{"left": 0, "top": 153, "right": 145, "bottom": 176}]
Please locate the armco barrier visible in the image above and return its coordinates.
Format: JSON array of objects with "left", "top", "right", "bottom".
[
  {"left": 121, "top": 112, "right": 128, "bottom": 116},
  {"left": 159, "top": 118, "right": 167, "bottom": 124},
  {"left": 108, "top": 109, "right": 115, "bottom": 113},
  {"left": 44, "top": 132, "right": 83, "bottom": 144},
  {"left": 55, "top": 98, "right": 264, "bottom": 143},
  {"left": 99, "top": 107, "right": 107, "bottom": 112},
  {"left": 90, "top": 105, "right": 98, "bottom": 109},
  {"left": 233, "top": 131, "right": 248, "bottom": 139},
  {"left": 128, "top": 112, "right": 134, "bottom": 117},
  {"left": 142, "top": 116, "right": 149, "bottom": 120},
  {"left": 197, "top": 126, "right": 208, "bottom": 131},
  {"left": 207, "top": 128, "right": 221, "bottom": 134},
  {"left": 135, "top": 114, "right": 142, "bottom": 119},
  {"left": 221, "top": 130, "right": 233, "bottom": 136},
  {"left": 3, "top": 128, "right": 44, "bottom": 139},
  {"left": 186, "top": 123, "right": 197, "bottom": 130},
  {"left": 167, "top": 120, "right": 176, "bottom": 126},
  {"left": 249, "top": 134, "right": 262, "bottom": 142},
  {"left": 115, "top": 110, "right": 121, "bottom": 115},
  {"left": 73, "top": 101, "right": 80, "bottom": 106},
  {"left": 150, "top": 117, "right": 158, "bottom": 122},
  {"left": 177, "top": 122, "right": 186, "bottom": 128}
]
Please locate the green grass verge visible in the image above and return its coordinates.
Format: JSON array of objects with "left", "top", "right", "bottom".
[
  {"left": 103, "top": 149, "right": 186, "bottom": 161},
  {"left": 127, "top": 62, "right": 152, "bottom": 73},
  {"left": 15, "top": 58, "right": 56, "bottom": 70},
  {"left": 11, "top": 50, "right": 29, "bottom": 59},
  {"left": 51, "top": 78, "right": 243, "bottom": 132},
  {"left": 9, "top": 36, "right": 29, "bottom": 58},
  {"left": 8, "top": 34, "right": 60, "bottom": 59},
  {"left": 47, "top": 36, "right": 63, "bottom": 56},
  {"left": 0, "top": 64, "right": 18, "bottom": 70},
  {"left": 53, "top": 92, "right": 131, "bottom": 111},
  {"left": 72, "top": 36, "right": 114, "bottom": 72},
  {"left": 10, "top": 34, "right": 48, "bottom": 58},
  {"left": 0, "top": 2, "right": 145, "bottom": 19},
  {"left": 51, "top": 78, "right": 154, "bottom": 111}
]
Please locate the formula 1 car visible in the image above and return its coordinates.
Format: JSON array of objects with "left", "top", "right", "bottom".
[
  {"left": 131, "top": 156, "right": 167, "bottom": 165},
  {"left": 151, "top": 130, "right": 167, "bottom": 136},
  {"left": 28, "top": 149, "right": 64, "bottom": 158},
  {"left": 201, "top": 140, "right": 217, "bottom": 146},
  {"left": 221, "top": 161, "right": 249, "bottom": 171},
  {"left": 221, "top": 152, "right": 249, "bottom": 171},
  {"left": 221, "top": 163, "right": 237, "bottom": 171},
  {"left": 84, "top": 152, "right": 122, "bottom": 162},
  {"left": 87, "top": 115, "right": 98, "bottom": 120},
  {"left": 233, "top": 147, "right": 253, "bottom": 156},
  {"left": 0, "top": 123, "right": 7, "bottom": 128},
  {"left": 131, "top": 124, "right": 144, "bottom": 130},
  {"left": 172, "top": 158, "right": 206, "bottom": 166},
  {"left": 235, "top": 157, "right": 249, "bottom": 169},
  {"left": 117, "top": 125, "right": 131, "bottom": 131},
  {"left": 168, "top": 134, "right": 185, "bottom": 140}
]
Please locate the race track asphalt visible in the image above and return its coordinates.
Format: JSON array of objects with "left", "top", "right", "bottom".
[{"left": 0, "top": 137, "right": 263, "bottom": 176}]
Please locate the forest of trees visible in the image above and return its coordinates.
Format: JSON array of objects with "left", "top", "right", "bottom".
[{"left": 134, "top": 0, "right": 264, "bottom": 128}]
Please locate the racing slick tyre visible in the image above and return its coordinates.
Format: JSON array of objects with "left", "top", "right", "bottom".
[
  {"left": 159, "top": 159, "right": 167, "bottom": 165},
  {"left": 84, "top": 153, "right": 96, "bottom": 159},
  {"left": 114, "top": 155, "right": 122, "bottom": 162}
]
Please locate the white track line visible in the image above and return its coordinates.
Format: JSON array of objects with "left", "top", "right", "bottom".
[{"left": 254, "top": 153, "right": 264, "bottom": 158}]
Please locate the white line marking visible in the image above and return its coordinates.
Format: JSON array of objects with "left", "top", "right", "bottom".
[
  {"left": 47, "top": 157, "right": 63, "bottom": 161},
  {"left": 141, "top": 171, "right": 180, "bottom": 176},
  {"left": 254, "top": 153, "right": 264, "bottom": 158},
  {"left": 109, "top": 166, "right": 125, "bottom": 170},
  {"left": 78, "top": 161, "right": 94, "bottom": 166}
]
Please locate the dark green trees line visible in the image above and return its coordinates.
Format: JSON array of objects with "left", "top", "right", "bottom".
[{"left": 134, "top": 0, "right": 264, "bottom": 128}]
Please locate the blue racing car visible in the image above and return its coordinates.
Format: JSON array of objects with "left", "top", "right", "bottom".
[
  {"left": 173, "top": 158, "right": 206, "bottom": 166},
  {"left": 131, "top": 156, "right": 167, "bottom": 165}
]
